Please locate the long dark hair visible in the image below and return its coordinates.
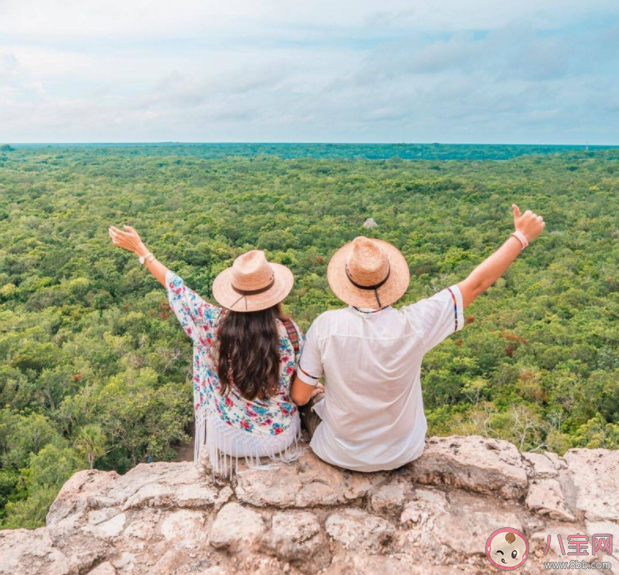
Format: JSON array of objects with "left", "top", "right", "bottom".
[{"left": 217, "top": 304, "right": 284, "bottom": 401}]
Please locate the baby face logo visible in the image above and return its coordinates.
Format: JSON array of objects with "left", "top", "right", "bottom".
[{"left": 486, "top": 528, "right": 529, "bottom": 571}]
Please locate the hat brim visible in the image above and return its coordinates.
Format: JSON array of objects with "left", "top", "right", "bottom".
[
  {"left": 327, "top": 239, "right": 410, "bottom": 308},
  {"left": 212, "top": 263, "right": 294, "bottom": 312}
]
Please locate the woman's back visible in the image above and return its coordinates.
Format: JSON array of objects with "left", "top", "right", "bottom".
[
  {"left": 166, "top": 269, "right": 303, "bottom": 474},
  {"left": 107, "top": 224, "right": 302, "bottom": 477}
]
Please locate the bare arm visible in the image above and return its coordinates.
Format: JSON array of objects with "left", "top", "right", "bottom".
[
  {"left": 108, "top": 225, "right": 168, "bottom": 286},
  {"left": 457, "top": 205, "right": 545, "bottom": 309},
  {"left": 291, "top": 377, "right": 324, "bottom": 406}
]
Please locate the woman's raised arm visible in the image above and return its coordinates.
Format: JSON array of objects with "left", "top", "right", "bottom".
[
  {"left": 108, "top": 225, "right": 168, "bottom": 286},
  {"left": 109, "top": 224, "right": 222, "bottom": 346}
]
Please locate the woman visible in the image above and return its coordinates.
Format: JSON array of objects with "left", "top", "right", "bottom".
[{"left": 109, "top": 225, "right": 316, "bottom": 476}]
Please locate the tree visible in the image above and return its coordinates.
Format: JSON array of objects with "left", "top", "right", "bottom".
[
  {"left": 74, "top": 424, "right": 107, "bottom": 469},
  {"left": 1, "top": 143, "right": 619, "bottom": 527}
]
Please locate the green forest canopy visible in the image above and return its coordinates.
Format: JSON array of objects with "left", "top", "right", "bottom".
[{"left": 1, "top": 143, "right": 618, "bottom": 527}]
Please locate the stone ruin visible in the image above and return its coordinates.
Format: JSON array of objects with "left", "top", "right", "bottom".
[{"left": 2, "top": 435, "right": 618, "bottom": 574}]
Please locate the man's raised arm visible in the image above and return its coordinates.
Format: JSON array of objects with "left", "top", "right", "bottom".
[{"left": 457, "top": 204, "right": 545, "bottom": 309}]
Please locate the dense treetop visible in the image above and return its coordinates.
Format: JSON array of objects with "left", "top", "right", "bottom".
[
  {"left": 0, "top": 143, "right": 618, "bottom": 527},
  {"left": 8, "top": 142, "right": 616, "bottom": 160}
]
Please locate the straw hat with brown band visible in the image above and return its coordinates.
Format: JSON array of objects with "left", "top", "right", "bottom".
[
  {"left": 327, "top": 237, "right": 410, "bottom": 308},
  {"left": 212, "top": 250, "right": 294, "bottom": 312}
]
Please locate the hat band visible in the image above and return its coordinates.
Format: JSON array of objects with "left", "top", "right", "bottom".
[
  {"left": 345, "top": 264, "right": 391, "bottom": 308},
  {"left": 229, "top": 276, "right": 276, "bottom": 310},
  {"left": 231, "top": 276, "right": 275, "bottom": 296}
]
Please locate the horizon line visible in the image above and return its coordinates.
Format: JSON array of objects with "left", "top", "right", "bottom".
[{"left": 6, "top": 141, "right": 618, "bottom": 147}]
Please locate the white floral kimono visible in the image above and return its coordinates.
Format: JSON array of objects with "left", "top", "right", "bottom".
[{"left": 165, "top": 270, "right": 302, "bottom": 476}]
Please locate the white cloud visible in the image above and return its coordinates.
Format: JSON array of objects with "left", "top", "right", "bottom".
[
  {"left": 1, "top": 0, "right": 616, "bottom": 40},
  {"left": 0, "top": 0, "right": 617, "bottom": 143}
]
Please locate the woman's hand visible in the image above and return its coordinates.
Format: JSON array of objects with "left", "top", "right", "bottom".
[
  {"left": 512, "top": 204, "right": 545, "bottom": 243},
  {"left": 108, "top": 225, "right": 149, "bottom": 257},
  {"left": 109, "top": 225, "right": 169, "bottom": 287}
]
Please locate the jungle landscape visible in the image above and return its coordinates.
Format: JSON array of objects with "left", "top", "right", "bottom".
[{"left": 0, "top": 142, "right": 618, "bottom": 529}]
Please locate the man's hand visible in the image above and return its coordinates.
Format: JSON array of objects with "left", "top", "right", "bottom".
[
  {"left": 109, "top": 225, "right": 149, "bottom": 257},
  {"left": 291, "top": 378, "right": 324, "bottom": 406},
  {"left": 458, "top": 204, "right": 545, "bottom": 309},
  {"left": 311, "top": 382, "right": 325, "bottom": 398},
  {"left": 512, "top": 204, "right": 545, "bottom": 243}
]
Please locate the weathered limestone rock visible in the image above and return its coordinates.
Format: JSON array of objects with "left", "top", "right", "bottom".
[
  {"left": 47, "top": 509, "right": 111, "bottom": 574},
  {"left": 370, "top": 482, "right": 407, "bottom": 515},
  {"left": 585, "top": 520, "right": 619, "bottom": 548},
  {"left": 122, "top": 508, "right": 161, "bottom": 541},
  {"left": 235, "top": 450, "right": 386, "bottom": 508},
  {"left": 267, "top": 511, "right": 331, "bottom": 571},
  {"left": 44, "top": 462, "right": 226, "bottom": 574},
  {"left": 3, "top": 436, "right": 619, "bottom": 575},
  {"left": 232, "top": 555, "right": 291, "bottom": 575},
  {"left": 400, "top": 488, "right": 449, "bottom": 526},
  {"left": 325, "top": 553, "right": 480, "bottom": 575},
  {"left": 399, "top": 486, "right": 525, "bottom": 559},
  {"left": 268, "top": 511, "right": 323, "bottom": 559},
  {"left": 585, "top": 521, "right": 619, "bottom": 573},
  {"left": 47, "top": 469, "right": 120, "bottom": 526},
  {"left": 530, "top": 522, "right": 600, "bottom": 563},
  {"left": 201, "top": 568, "right": 226, "bottom": 575},
  {"left": 397, "top": 488, "right": 451, "bottom": 561},
  {"left": 106, "top": 462, "right": 220, "bottom": 511},
  {"left": 160, "top": 509, "right": 208, "bottom": 549},
  {"left": 522, "top": 452, "right": 563, "bottom": 479},
  {"left": 0, "top": 528, "right": 71, "bottom": 575},
  {"left": 149, "top": 549, "right": 198, "bottom": 575},
  {"left": 87, "top": 562, "right": 117, "bottom": 575},
  {"left": 432, "top": 491, "right": 523, "bottom": 556},
  {"left": 564, "top": 448, "right": 619, "bottom": 521},
  {"left": 526, "top": 479, "right": 575, "bottom": 522},
  {"left": 407, "top": 435, "right": 528, "bottom": 499},
  {"left": 84, "top": 510, "right": 127, "bottom": 538},
  {"left": 213, "top": 486, "right": 234, "bottom": 510},
  {"left": 110, "top": 552, "right": 136, "bottom": 573},
  {"left": 209, "top": 502, "right": 266, "bottom": 551},
  {"left": 325, "top": 508, "right": 395, "bottom": 552}
]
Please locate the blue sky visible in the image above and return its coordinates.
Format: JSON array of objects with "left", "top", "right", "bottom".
[{"left": 0, "top": 0, "right": 618, "bottom": 144}]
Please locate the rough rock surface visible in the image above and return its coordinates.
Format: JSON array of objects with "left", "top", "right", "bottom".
[
  {"left": 325, "top": 508, "right": 395, "bottom": 551},
  {"left": 526, "top": 478, "right": 575, "bottom": 522},
  {"left": 235, "top": 450, "right": 386, "bottom": 508},
  {"left": 407, "top": 435, "right": 528, "bottom": 499},
  {"left": 564, "top": 448, "right": 619, "bottom": 522},
  {"left": 1, "top": 435, "right": 618, "bottom": 575},
  {"left": 209, "top": 502, "right": 265, "bottom": 551}
]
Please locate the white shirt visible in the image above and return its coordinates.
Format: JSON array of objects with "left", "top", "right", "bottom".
[{"left": 297, "top": 285, "right": 465, "bottom": 472}]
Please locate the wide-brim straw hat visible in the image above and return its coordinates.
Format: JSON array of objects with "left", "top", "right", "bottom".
[
  {"left": 327, "top": 237, "right": 410, "bottom": 308},
  {"left": 213, "top": 250, "right": 294, "bottom": 312}
]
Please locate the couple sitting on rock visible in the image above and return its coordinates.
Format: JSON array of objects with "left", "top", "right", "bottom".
[{"left": 109, "top": 204, "right": 545, "bottom": 477}]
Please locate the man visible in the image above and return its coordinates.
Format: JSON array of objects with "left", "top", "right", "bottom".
[{"left": 291, "top": 205, "right": 545, "bottom": 472}]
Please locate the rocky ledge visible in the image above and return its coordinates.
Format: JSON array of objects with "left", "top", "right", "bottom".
[{"left": 2, "top": 436, "right": 619, "bottom": 575}]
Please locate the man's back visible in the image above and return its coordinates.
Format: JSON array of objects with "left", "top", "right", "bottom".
[
  {"left": 293, "top": 211, "right": 544, "bottom": 471},
  {"left": 298, "top": 287, "right": 464, "bottom": 471}
]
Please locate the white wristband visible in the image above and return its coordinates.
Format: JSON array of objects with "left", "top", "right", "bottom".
[
  {"left": 511, "top": 231, "right": 529, "bottom": 250},
  {"left": 139, "top": 252, "right": 154, "bottom": 265}
]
